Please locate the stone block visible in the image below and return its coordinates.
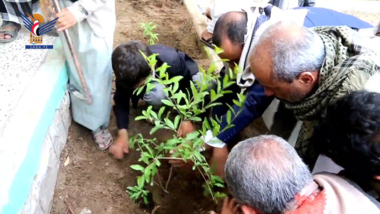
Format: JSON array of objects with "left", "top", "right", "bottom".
[
  {"left": 21, "top": 132, "right": 60, "bottom": 214},
  {"left": 59, "top": 92, "right": 72, "bottom": 132},
  {"left": 48, "top": 111, "right": 67, "bottom": 160}
]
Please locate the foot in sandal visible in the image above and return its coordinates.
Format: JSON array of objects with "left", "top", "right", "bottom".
[
  {"left": 0, "top": 21, "right": 21, "bottom": 43},
  {"left": 93, "top": 126, "right": 114, "bottom": 150}
]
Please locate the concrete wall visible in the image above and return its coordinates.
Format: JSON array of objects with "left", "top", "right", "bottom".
[{"left": 0, "top": 33, "right": 70, "bottom": 214}]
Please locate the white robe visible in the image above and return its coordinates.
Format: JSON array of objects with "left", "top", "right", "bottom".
[{"left": 59, "top": 0, "right": 115, "bottom": 131}]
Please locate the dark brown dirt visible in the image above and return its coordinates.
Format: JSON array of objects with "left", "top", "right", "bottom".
[
  {"left": 52, "top": 1, "right": 380, "bottom": 213},
  {"left": 51, "top": 0, "right": 241, "bottom": 213}
]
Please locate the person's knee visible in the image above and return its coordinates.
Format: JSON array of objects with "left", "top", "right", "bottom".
[{"left": 143, "top": 84, "right": 166, "bottom": 109}]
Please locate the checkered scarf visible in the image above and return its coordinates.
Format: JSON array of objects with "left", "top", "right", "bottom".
[
  {"left": 1, "top": 0, "right": 33, "bottom": 24},
  {"left": 285, "top": 26, "right": 380, "bottom": 167}
]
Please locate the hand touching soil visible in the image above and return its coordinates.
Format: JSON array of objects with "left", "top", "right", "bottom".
[{"left": 109, "top": 129, "right": 129, "bottom": 159}]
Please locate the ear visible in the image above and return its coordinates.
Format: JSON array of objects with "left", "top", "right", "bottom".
[
  {"left": 373, "top": 175, "right": 380, "bottom": 181},
  {"left": 298, "top": 72, "right": 315, "bottom": 85},
  {"left": 241, "top": 205, "right": 259, "bottom": 214}
]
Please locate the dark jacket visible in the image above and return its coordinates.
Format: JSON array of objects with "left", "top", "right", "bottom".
[
  {"left": 113, "top": 44, "right": 199, "bottom": 130},
  {"left": 214, "top": 6, "right": 373, "bottom": 146}
]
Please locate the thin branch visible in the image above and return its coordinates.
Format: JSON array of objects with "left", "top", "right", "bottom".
[
  {"left": 157, "top": 157, "right": 183, "bottom": 160},
  {"left": 151, "top": 205, "right": 160, "bottom": 214},
  {"left": 196, "top": 164, "right": 215, "bottom": 201},
  {"left": 165, "top": 166, "right": 173, "bottom": 190},
  {"left": 64, "top": 199, "right": 75, "bottom": 214},
  {"left": 156, "top": 171, "right": 169, "bottom": 193}
]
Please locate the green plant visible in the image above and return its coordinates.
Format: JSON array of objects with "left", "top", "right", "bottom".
[
  {"left": 127, "top": 42, "right": 246, "bottom": 204},
  {"left": 141, "top": 22, "right": 159, "bottom": 45}
]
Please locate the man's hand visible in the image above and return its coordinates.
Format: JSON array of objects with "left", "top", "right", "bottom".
[
  {"left": 109, "top": 129, "right": 129, "bottom": 159},
  {"left": 55, "top": 8, "right": 77, "bottom": 31},
  {"left": 178, "top": 120, "right": 196, "bottom": 137},
  {"left": 210, "top": 146, "right": 229, "bottom": 178},
  {"left": 168, "top": 146, "right": 194, "bottom": 168},
  {"left": 209, "top": 197, "right": 239, "bottom": 214},
  {"left": 221, "top": 197, "right": 239, "bottom": 214}
]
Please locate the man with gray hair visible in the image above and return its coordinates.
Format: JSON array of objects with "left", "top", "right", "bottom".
[
  {"left": 224, "top": 135, "right": 380, "bottom": 214},
  {"left": 250, "top": 21, "right": 380, "bottom": 168}
]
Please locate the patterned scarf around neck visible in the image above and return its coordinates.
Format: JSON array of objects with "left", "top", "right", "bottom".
[{"left": 285, "top": 26, "right": 380, "bottom": 166}]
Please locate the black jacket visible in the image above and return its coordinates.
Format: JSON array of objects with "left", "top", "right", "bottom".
[{"left": 113, "top": 44, "right": 199, "bottom": 130}]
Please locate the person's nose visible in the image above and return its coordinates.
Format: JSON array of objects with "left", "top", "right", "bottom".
[{"left": 264, "top": 88, "right": 275, "bottom": 96}]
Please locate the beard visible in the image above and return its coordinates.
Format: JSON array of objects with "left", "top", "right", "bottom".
[{"left": 287, "top": 88, "right": 308, "bottom": 103}]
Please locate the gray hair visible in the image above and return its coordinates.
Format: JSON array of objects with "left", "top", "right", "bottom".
[
  {"left": 225, "top": 135, "right": 313, "bottom": 214},
  {"left": 252, "top": 21, "right": 325, "bottom": 83}
]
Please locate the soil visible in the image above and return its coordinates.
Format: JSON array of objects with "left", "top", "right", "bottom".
[
  {"left": 51, "top": 0, "right": 234, "bottom": 214},
  {"left": 51, "top": 1, "right": 380, "bottom": 214}
]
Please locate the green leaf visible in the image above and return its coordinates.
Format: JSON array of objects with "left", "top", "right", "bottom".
[
  {"left": 215, "top": 192, "right": 227, "bottom": 198},
  {"left": 203, "top": 118, "right": 211, "bottom": 130},
  {"left": 157, "top": 62, "right": 170, "bottom": 78},
  {"left": 162, "top": 99, "right": 174, "bottom": 107},
  {"left": 155, "top": 159, "right": 161, "bottom": 167},
  {"left": 226, "top": 104, "right": 236, "bottom": 115},
  {"left": 169, "top": 76, "right": 183, "bottom": 84},
  {"left": 223, "top": 73, "right": 229, "bottom": 89},
  {"left": 162, "top": 119, "right": 173, "bottom": 130},
  {"left": 233, "top": 99, "right": 242, "bottom": 107},
  {"left": 190, "top": 81, "right": 199, "bottom": 99},
  {"left": 135, "top": 116, "right": 147, "bottom": 121},
  {"left": 143, "top": 196, "right": 149, "bottom": 205},
  {"left": 214, "top": 46, "right": 224, "bottom": 55},
  {"left": 205, "top": 102, "right": 222, "bottom": 110},
  {"left": 214, "top": 183, "right": 225, "bottom": 188},
  {"left": 174, "top": 115, "right": 181, "bottom": 129},
  {"left": 131, "top": 164, "right": 145, "bottom": 172},
  {"left": 158, "top": 106, "right": 165, "bottom": 119},
  {"left": 207, "top": 62, "right": 216, "bottom": 74},
  {"left": 172, "top": 82, "right": 179, "bottom": 94},
  {"left": 186, "top": 131, "right": 200, "bottom": 140},
  {"left": 217, "top": 79, "right": 222, "bottom": 94},
  {"left": 150, "top": 125, "right": 163, "bottom": 135},
  {"left": 189, "top": 116, "right": 202, "bottom": 122},
  {"left": 145, "top": 166, "right": 151, "bottom": 183},
  {"left": 135, "top": 85, "right": 145, "bottom": 96},
  {"left": 210, "top": 89, "right": 216, "bottom": 101},
  {"left": 227, "top": 110, "right": 232, "bottom": 125},
  {"left": 150, "top": 111, "right": 158, "bottom": 119},
  {"left": 137, "top": 175, "right": 145, "bottom": 188}
]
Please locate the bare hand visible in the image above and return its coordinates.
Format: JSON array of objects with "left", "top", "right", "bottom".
[
  {"left": 109, "top": 129, "right": 129, "bottom": 159},
  {"left": 55, "top": 8, "right": 77, "bottom": 31},
  {"left": 221, "top": 197, "right": 239, "bottom": 214},
  {"left": 209, "top": 146, "right": 229, "bottom": 178},
  {"left": 177, "top": 120, "right": 196, "bottom": 137},
  {"left": 168, "top": 146, "right": 194, "bottom": 168}
]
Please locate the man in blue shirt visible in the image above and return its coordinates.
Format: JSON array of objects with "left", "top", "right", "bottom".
[{"left": 174, "top": 6, "right": 374, "bottom": 177}]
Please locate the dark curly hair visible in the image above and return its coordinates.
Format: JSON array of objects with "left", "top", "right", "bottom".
[
  {"left": 112, "top": 40, "right": 152, "bottom": 88},
  {"left": 312, "top": 91, "right": 380, "bottom": 178}
]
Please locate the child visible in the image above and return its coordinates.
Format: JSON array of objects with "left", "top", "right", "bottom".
[
  {"left": 109, "top": 40, "right": 210, "bottom": 159},
  {"left": 56, "top": 0, "right": 115, "bottom": 150}
]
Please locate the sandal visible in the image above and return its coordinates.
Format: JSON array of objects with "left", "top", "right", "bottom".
[
  {"left": 93, "top": 127, "right": 114, "bottom": 151},
  {"left": 0, "top": 21, "right": 21, "bottom": 43},
  {"left": 200, "top": 37, "right": 215, "bottom": 49}
]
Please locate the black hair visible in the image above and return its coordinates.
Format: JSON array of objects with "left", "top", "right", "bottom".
[
  {"left": 112, "top": 40, "right": 152, "bottom": 88},
  {"left": 312, "top": 91, "right": 380, "bottom": 178},
  {"left": 212, "top": 11, "right": 248, "bottom": 47}
]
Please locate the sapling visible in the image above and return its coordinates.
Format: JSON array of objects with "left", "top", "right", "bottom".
[
  {"left": 141, "top": 22, "right": 159, "bottom": 45},
  {"left": 128, "top": 29, "right": 246, "bottom": 204}
]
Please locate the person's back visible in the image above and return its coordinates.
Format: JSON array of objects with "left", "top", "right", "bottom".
[{"left": 110, "top": 41, "right": 205, "bottom": 159}]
